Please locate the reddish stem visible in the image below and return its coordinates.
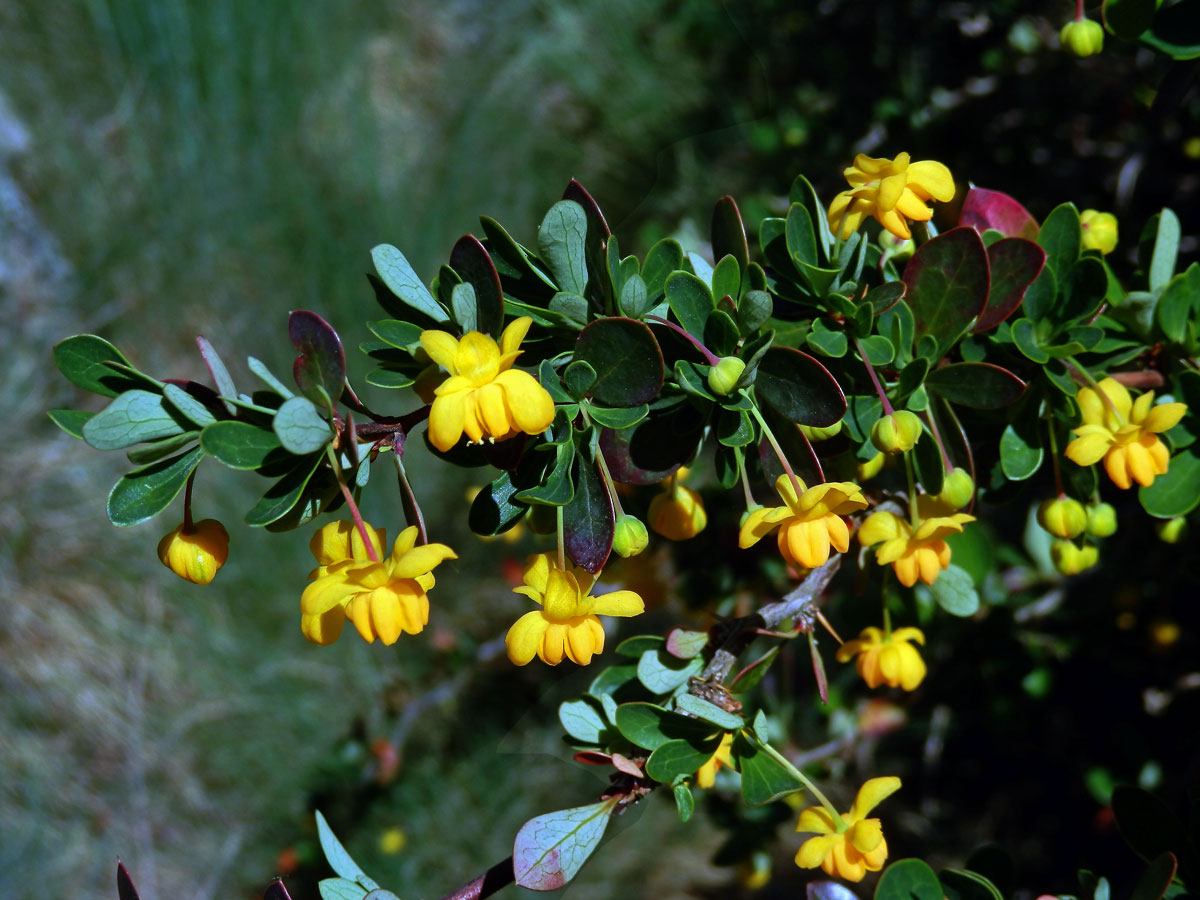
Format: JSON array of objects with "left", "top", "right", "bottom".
[
  {"left": 436, "top": 857, "right": 515, "bottom": 900},
  {"left": 646, "top": 315, "right": 720, "bottom": 366},
  {"left": 853, "top": 336, "right": 895, "bottom": 415}
]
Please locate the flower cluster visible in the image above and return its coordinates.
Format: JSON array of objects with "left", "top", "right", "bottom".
[
  {"left": 858, "top": 505, "right": 974, "bottom": 587},
  {"left": 828, "top": 152, "right": 954, "bottom": 241}
]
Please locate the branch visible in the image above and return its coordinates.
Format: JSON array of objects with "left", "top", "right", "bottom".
[{"left": 436, "top": 856, "right": 515, "bottom": 900}]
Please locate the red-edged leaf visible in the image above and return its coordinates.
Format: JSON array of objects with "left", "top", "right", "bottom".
[
  {"left": 563, "top": 179, "right": 611, "bottom": 239},
  {"left": 925, "top": 362, "right": 1027, "bottom": 409},
  {"left": 610, "top": 752, "right": 645, "bottom": 777},
  {"left": 959, "top": 186, "right": 1039, "bottom": 239},
  {"left": 262, "top": 879, "right": 295, "bottom": 900},
  {"left": 1131, "top": 853, "right": 1178, "bottom": 900},
  {"left": 808, "top": 631, "right": 828, "bottom": 704},
  {"left": 117, "top": 862, "right": 141, "bottom": 900},
  {"left": 513, "top": 799, "right": 617, "bottom": 890},
  {"left": 450, "top": 234, "right": 505, "bottom": 338},
  {"left": 903, "top": 227, "right": 990, "bottom": 360},
  {"left": 754, "top": 346, "right": 846, "bottom": 427},
  {"left": 974, "top": 238, "right": 1046, "bottom": 332},
  {"left": 712, "top": 195, "right": 750, "bottom": 271},
  {"left": 564, "top": 453, "right": 614, "bottom": 574},
  {"left": 574, "top": 318, "right": 664, "bottom": 406},
  {"left": 573, "top": 750, "right": 614, "bottom": 766},
  {"left": 289, "top": 310, "right": 346, "bottom": 406}
]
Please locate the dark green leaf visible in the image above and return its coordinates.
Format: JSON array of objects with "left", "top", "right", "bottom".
[
  {"left": 806, "top": 319, "right": 848, "bottom": 357},
  {"left": 162, "top": 383, "right": 217, "bottom": 428},
  {"left": 786, "top": 202, "right": 819, "bottom": 268},
  {"left": 705, "top": 308, "right": 740, "bottom": 357},
  {"left": 245, "top": 452, "right": 323, "bottom": 526},
  {"left": 574, "top": 318, "right": 664, "bottom": 406},
  {"left": 615, "top": 635, "right": 665, "bottom": 657},
  {"left": 585, "top": 403, "right": 649, "bottom": 430},
  {"left": 47, "top": 408, "right": 94, "bottom": 439},
  {"left": 1103, "top": 0, "right": 1156, "bottom": 38},
  {"left": 964, "top": 846, "right": 1017, "bottom": 897},
  {"left": 729, "top": 646, "right": 780, "bottom": 693},
  {"left": 1112, "top": 786, "right": 1185, "bottom": 862},
  {"left": 370, "top": 244, "right": 449, "bottom": 324},
  {"left": 637, "top": 649, "right": 704, "bottom": 693},
  {"left": 712, "top": 195, "right": 750, "bottom": 271},
  {"left": 1143, "top": 2, "right": 1200, "bottom": 58},
  {"left": 717, "top": 407, "right": 755, "bottom": 447},
  {"left": 739, "top": 290, "right": 773, "bottom": 334},
  {"left": 480, "top": 216, "right": 557, "bottom": 298},
  {"left": 866, "top": 282, "right": 906, "bottom": 314},
  {"left": 1131, "top": 854, "right": 1177, "bottom": 900},
  {"left": 1157, "top": 262, "right": 1200, "bottom": 343},
  {"left": 615, "top": 701, "right": 718, "bottom": 750},
  {"left": 273, "top": 395, "right": 333, "bottom": 454},
  {"left": 248, "top": 356, "right": 294, "bottom": 398},
  {"left": 647, "top": 738, "right": 722, "bottom": 783},
  {"left": 619, "top": 273, "right": 651, "bottom": 318},
  {"left": 107, "top": 446, "right": 204, "bottom": 526},
  {"left": 674, "top": 694, "right": 742, "bottom": 729},
  {"left": 975, "top": 238, "right": 1046, "bottom": 332},
  {"left": 450, "top": 282, "right": 478, "bottom": 332},
  {"left": 940, "top": 870, "right": 1003, "bottom": 900},
  {"left": 1000, "top": 419, "right": 1043, "bottom": 480},
  {"left": 665, "top": 271, "right": 712, "bottom": 337},
  {"left": 925, "top": 363, "right": 1026, "bottom": 409},
  {"left": 516, "top": 440, "right": 575, "bottom": 507},
  {"left": 876, "top": 859, "right": 946, "bottom": 900},
  {"left": 564, "top": 360, "right": 598, "bottom": 399},
  {"left": 450, "top": 234, "right": 504, "bottom": 337},
  {"left": 733, "top": 732, "right": 803, "bottom": 806},
  {"left": 368, "top": 319, "right": 424, "bottom": 351},
  {"left": 1011, "top": 318, "right": 1050, "bottom": 363},
  {"left": 903, "top": 227, "right": 990, "bottom": 360},
  {"left": 365, "top": 369, "right": 415, "bottom": 390},
  {"left": 201, "top": 420, "right": 283, "bottom": 470},
  {"left": 469, "top": 469, "right": 528, "bottom": 536},
  {"left": 1139, "top": 449, "right": 1200, "bottom": 517},
  {"left": 539, "top": 360, "right": 571, "bottom": 403},
  {"left": 755, "top": 347, "right": 846, "bottom": 427},
  {"left": 859, "top": 335, "right": 895, "bottom": 366},
  {"left": 195, "top": 336, "right": 238, "bottom": 414},
  {"left": 124, "top": 431, "right": 199, "bottom": 467},
  {"left": 1061, "top": 257, "right": 1109, "bottom": 323},
  {"left": 673, "top": 782, "right": 695, "bottom": 822},
  {"left": 790, "top": 174, "right": 836, "bottom": 258},
  {"left": 1039, "top": 203, "right": 1082, "bottom": 282},
  {"left": 52, "top": 334, "right": 140, "bottom": 398},
  {"left": 83, "top": 390, "right": 186, "bottom": 451},
  {"left": 550, "top": 291, "right": 590, "bottom": 329},
  {"left": 289, "top": 310, "right": 346, "bottom": 406},
  {"left": 512, "top": 799, "right": 617, "bottom": 891},
  {"left": 642, "top": 238, "right": 684, "bottom": 300},
  {"left": 564, "top": 451, "right": 614, "bottom": 574},
  {"left": 599, "top": 402, "right": 700, "bottom": 483}
]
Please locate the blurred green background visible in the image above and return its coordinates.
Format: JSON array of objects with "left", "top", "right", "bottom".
[{"left": 2, "top": 1, "right": 1197, "bottom": 899}]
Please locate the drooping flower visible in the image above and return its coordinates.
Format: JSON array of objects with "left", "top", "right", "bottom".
[
  {"left": 649, "top": 474, "right": 707, "bottom": 540},
  {"left": 739, "top": 474, "right": 867, "bottom": 569},
  {"left": 1064, "top": 377, "right": 1187, "bottom": 489},
  {"left": 300, "top": 520, "right": 456, "bottom": 646},
  {"left": 858, "top": 506, "right": 975, "bottom": 587},
  {"left": 695, "top": 733, "right": 735, "bottom": 789},
  {"left": 836, "top": 627, "right": 927, "bottom": 690},
  {"left": 419, "top": 316, "right": 555, "bottom": 452},
  {"left": 506, "top": 553, "right": 644, "bottom": 666},
  {"left": 1080, "top": 209, "right": 1118, "bottom": 255},
  {"left": 795, "top": 776, "right": 902, "bottom": 882},
  {"left": 157, "top": 518, "right": 229, "bottom": 584},
  {"left": 828, "top": 152, "right": 955, "bottom": 241}
]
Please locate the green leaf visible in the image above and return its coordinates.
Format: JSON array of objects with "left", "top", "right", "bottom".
[
  {"left": 1139, "top": 448, "right": 1200, "bottom": 517},
  {"left": 537, "top": 200, "right": 589, "bottom": 296},
  {"left": 1000, "top": 419, "right": 1043, "bottom": 480},
  {"left": 733, "top": 732, "right": 803, "bottom": 806},
  {"left": 738, "top": 290, "right": 773, "bottom": 334},
  {"left": 550, "top": 291, "right": 590, "bottom": 329},
  {"left": 1039, "top": 203, "right": 1082, "bottom": 282},
  {"left": 273, "top": 396, "right": 333, "bottom": 454},
  {"left": 927, "top": 564, "right": 980, "bottom": 616},
  {"left": 248, "top": 356, "right": 294, "bottom": 398},
  {"left": 559, "top": 698, "right": 609, "bottom": 744},
  {"left": 468, "top": 469, "right": 528, "bottom": 536},
  {"left": 126, "top": 431, "right": 200, "bottom": 466},
  {"left": 925, "top": 363, "right": 1026, "bottom": 409},
  {"left": 316, "top": 811, "right": 380, "bottom": 891},
  {"left": 365, "top": 369, "right": 415, "bottom": 390},
  {"left": 370, "top": 244, "right": 448, "bottom": 324},
  {"left": 107, "top": 446, "right": 204, "bottom": 526},
  {"left": 201, "top": 420, "right": 284, "bottom": 470},
  {"left": 674, "top": 694, "right": 743, "bottom": 729},
  {"left": 876, "top": 859, "right": 946, "bottom": 900},
  {"left": 450, "top": 282, "right": 478, "bottom": 332},
  {"left": 711, "top": 254, "right": 742, "bottom": 306},
  {"left": 615, "top": 701, "right": 719, "bottom": 750},
  {"left": 729, "top": 646, "right": 780, "bottom": 693},
  {"left": 806, "top": 318, "right": 848, "bottom": 357},
  {"left": 1022, "top": 265, "right": 1058, "bottom": 323},
  {"left": 647, "top": 737, "right": 722, "bottom": 783},
  {"left": 1061, "top": 257, "right": 1109, "bottom": 323},
  {"left": 1130, "top": 854, "right": 1178, "bottom": 900},
  {"left": 712, "top": 195, "right": 750, "bottom": 271},
  {"left": 642, "top": 238, "right": 684, "bottom": 300},
  {"left": 162, "top": 383, "right": 217, "bottom": 428},
  {"left": 512, "top": 799, "right": 616, "bottom": 891},
  {"left": 450, "top": 233, "right": 504, "bottom": 337},
  {"left": 585, "top": 403, "right": 649, "bottom": 430},
  {"left": 665, "top": 629, "right": 708, "bottom": 659},
  {"left": 574, "top": 318, "right": 664, "bottom": 406},
  {"left": 717, "top": 407, "right": 755, "bottom": 447},
  {"left": 903, "top": 227, "right": 990, "bottom": 360},
  {"left": 515, "top": 440, "right": 576, "bottom": 507},
  {"left": 637, "top": 648, "right": 704, "bottom": 694},
  {"left": 1143, "top": 2, "right": 1200, "bottom": 58},
  {"left": 790, "top": 174, "right": 836, "bottom": 258},
  {"left": 1157, "top": 262, "right": 1200, "bottom": 343},
  {"left": 1103, "top": 0, "right": 1157, "bottom": 38},
  {"left": 47, "top": 408, "right": 94, "bottom": 439},
  {"left": 290, "top": 310, "right": 346, "bottom": 406},
  {"left": 754, "top": 347, "right": 846, "bottom": 427},
  {"left": 975, "top": 238, "right": 1046, "bottom": 333},
  {"left": 52, "top": 334, "right": 139, "bottom": 398},
  {"left": 1149, "top": 208, "right": 1181, "bottom": 292},
  {"left": 318, "top": 878, "right": 368, "bottom": 900},
  {"left": 1011, "top": 318, "right": 1049, "bottom": 364},
  {"left": 705, "top": 307, "right": 740, "bottom": 356},
  {"left": 245, "top": 453, "right": 323, "bottom": 526},
  {"left": 941, "top": 870, "right": 1003, "bottom": 900},
  {"left": 786, "top": 202, "right": 819, "bottom": 268},
  {"left": 665, "top": 270, "right": 712, "bottom": 337},
  {"left": 564, "top": 360, "right": 598, "bottom": 399},
  {"left": 866, "top": 282, "right": 906, "bottom": 314},
  {"left": 859, "top": 334, "right": 895, "bottom": 366},
  {"left": 83, "top": 390, "right": 186, "bottom": 451},
  {"left": 673, "top": 781, "right": 695, "bottom": 822},
  {"left": 1112, "top": 786, "right": 1185, "bottom": 862},
  {"left": 564, "top": 451, "right": 614, "bottom": 574},
  {"left": 615, "top": 635, "right": 665, "bottom": 658},
  {"left": 619, "top": 273, "right": 651, "bottom": 318}
]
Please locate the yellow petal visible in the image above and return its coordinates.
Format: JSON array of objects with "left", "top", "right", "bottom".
[
  {"left": 542, "top": 567, "right": 583, "bottom": 620},
  {"left": 1076, "top": 385, "right": 1104, "bottom": 426},
  {"left": 795, "top": 834, "right": 841, "bottom": 870},
  {"left": 541, "top": 623, "right": 568, "bottom": 665},
  {"left": 301, "top": 571, "right": 357, "bottom": 615},
  {"left": 427, "top": 390, "right": 467, "bottom": 451},
  {"left": 1143, "top": 402, "right": 1186, "bottom": 434},
  {"left": 780, "top": 518, "right": 831, "bottom": 568},
  {"left": 1097, "top": 377, "right": 1132, "bottom": 422},
  {"left": 591, "top": 589, "right": 645, "bottom": 617},
  {"left": 301, "top": 606, "right": 346, "bottom": 645},
  {"left": 455, "top": 331, "right": 502, "bottom": 382},
  {"left": 875, "top": 537, "right": 911, "bottom": 566},
  {"left": 420, "top": 330, "right": 460, "bottom": 372},
  {"left": 521, "top": 552, "right": 554, "bottom": 595},
  {"left": 310, "top": 520, "right": 355, "bottom": 565},
  {"left": 848, "top": 818, "right": 884, "bottom": 853},
  {"left": 858, "top": 511, "right": 908, "bottom": 547},
  {"left": 494, "top": 369, "right": 555, "bottom": 435},
  {"left": 565, "top": 616, "right": 600, "bottom": 665},
  {"left": 892, "top": 554, "right": 919, "bottom": 588},
  {"left": 390, "top": 542, "right": 457, "bottom": 580},
  {"left": 506, "top": 610, "right": 548, "bottom": 665},
  {"left": 1104, "top": 446, "right": 1133, "bottom": 489},
  {"left": 1131, "top": 390, "right": 1155, "bottom": 424},
  {"left": 895, "top": 641, "right": 926, "bottom": 690},
  {"left": 476, "top": 381, "right": 513, "bottom": 439},
  {"left": 850, "top": 776, "right": 902, "bottom": 820},
  {"left": 877, "top": 207, "right": 912, "bottom": 240},
  {"left": 1065, "top": 431, "right": 1112, "bottom": 467},
  {"left": 370, "top": 590, "right": 404, "bottom": 645},
  {"left": 738, "top": 505, "right": 789, "bottom": 548},
  {"left": 795, "top": 806, "right": 837, "bottom": 835},
  {"left": 1125, "top": 440, "right": 1159, "bottom": 487},
  {"left": 906, "top": 160, "right": 955, "bottom": 201},
  {"left": 891, "top": 626, "right": 925, "bottom": 645},
  {"left": 500, "top": 316, "right": 533, "bottom": 356},
  {"left": 876, "top": 170, "right": 908, "bottom": 212}
]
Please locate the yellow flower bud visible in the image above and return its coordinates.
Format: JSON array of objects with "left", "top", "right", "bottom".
[
  {"left": 871, "top": 410, "right": 922, "bottom": 454},
  {"left": 857, "top": 451, "right": 885, "bottom": 482},
  {"left": 1060, "top": 18, "right": 1104, "bottom": 57},
  {"left": 612, "top": 514, "right": 649, "bottom": 558},
  {"left": 157, "top": 519, "right": 230, "bottom": 584},
  {"left": 648, "top": 483, "right": 707, "bottom": 540},
  {"left": 1156, "top": 517, "right": 1188, "bottom": 544},
  {"left": 707, "top": 356, "right": 746, "bottom": 396},
  {"left": 799, "top": 420, "right": 843, "bottom": 442},
  {"left": 936, "top": 467, "right": 975, "bottom": 511},
  {"left": 1050, "top": 539, "right": 1098, "bottom": 575},
  {"left": 1080, "top": 210, "right": 1118, "bottom": 255},
  {"left": 1085, "top": 502, "right": 1118, "bottom": 539},
  {"left": 1038, "top": 497, "right": 1088, "bottom": 539}
]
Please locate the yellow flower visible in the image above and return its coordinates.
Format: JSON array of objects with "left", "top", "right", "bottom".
[
  {"left": 795, "top": 776, "right": 902, "bottom": 882},
  {"left": 648, "top": 478, "right": 707, "bottom": 540},
  {"left": 300, "top": 520, "right": 456, "bottom": 646},
  {"left": 836, "top": 627, "right": 926, "bottom": 690},
  {"left": 419, "top": 316, "right": 555, "bottom": 452},
  {"left": 828, "top": 152, "right": 955, "bottom": 241},
  {"left": 506, "top": 552, "right": 644, "bottom": 666},
  {"left": 157, "top": 518, "right": 229, "bottom": 584},
  {"left": 1080, "top": 210, "right": 1118, "bottom": 255},
  {"left": 1064, "top": 377, "right": 1187, "bottom": 489},
  {"left": 858, "top": 507, "right": 974, "bottom": 587},
  {"left": 739, "top": 474, "right": 867, "bottom": 569},
  {"left": 695, "top": 733, "right": 735, "bottom": 789}
]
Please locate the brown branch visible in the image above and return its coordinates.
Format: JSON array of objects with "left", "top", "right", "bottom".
[{"left": 436, "top": 856, "right": 515, "bottom": 900}]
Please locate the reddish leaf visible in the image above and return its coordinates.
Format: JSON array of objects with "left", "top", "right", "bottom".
[
  {"left": 754, "top": 347, "right": 846, "bottom": 427},
  {"left": 610, "top": 752, "right": 645, "bottom": 777},
  {"left": 563, "top": 179, "right": 611, "bottom": 239},
  {"left": 564, "top": 453, "right": 614, "bottom": 574},
  {"left": 449, "top": 234, "right": 505, "bottom": 338},
  {"left": 925, "top": 362, "right": 1027, "bottom": 409},
  {"left": 959, "top": 186, "right": 1039, "bottom": 239},
  {"left": 974, "top": 238, "right": 1046, "bottom": 332},
  {"left": 711, "top": 195, "right": 750, "bottom": 271},
  {"left": 262, "top": 879, "right": 295, "bottom": 900},
  {"left": 903, "top": 227, "right": 990, "bottom": 360},
  {"left": 574, "top": 318, "right": 664, "bottom": 407},
  {"left": 289, "top": 310, "right": 346, "bottom": 407},
  {"left": 117, "top": 862, "right": 141, "bottom": 900}
]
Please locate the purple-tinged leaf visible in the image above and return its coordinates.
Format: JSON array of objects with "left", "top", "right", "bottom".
[
  {"left": 574, "top": 318, "right": 664, "bottom": 407},
  {"left": 712, "top": 195, "right": 750, "bottom": 271},
  {"left": 974, "top": 238, "right": 1046, "bottom": 333},
  {"left": 665, "top": 629, "right": 708, "bottom": 659},
  {"left": 562, "top": 181, "right": 611, "bottom": 309},
  {"left": 262, "top": 879, "right": 295, "bottom": 900},
  {"left": 903, "top": 227, "right": 990, "bottom": 361},
  {"left": 808, "top": 631, "right": 828, "bottom": 704},
  {"left": 196, "top": 336, "right": 238, "bottom": 414},
  {"left": 449, "top": 234, "right": 505, "bottom": 338},
  {"left": 564, "top": 453, "right": 613, "bottom": 574},
  {"left": 1131, "top": 853, "right": 1177, "bottom": 900},
  {"left": 117, "top": 862, "right": 141, "bottom": 900},
  {"left": 513, "top": 799, "right": 617, "bottom": 891},
  {"left": 754, "top": 347, "right": 846, "bottom": 427},
  {"left": 925, "top": 363, "right": 1027, "bottom": 409},
  {"left": 563, "top": 179, "right": 611, "bottom": 240},
  {"left": 289, "top": 310, "right": 346, "bottom": 407},
  {"left": 600, "top": 422, "right": 685, "bottom": 485},
  {"left": 959, "top": 186, "right": 1039, "bottom": 239}
]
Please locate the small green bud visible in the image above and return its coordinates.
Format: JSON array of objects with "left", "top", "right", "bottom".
[
  {"left": 857, "top": 451, "right": 885, "bottom": 482},
  {"left": 936, "top": 467, "right": 975, "bottom": 511},
  {"left": 612, "top": 514, "right": 649, "bottom": 558},
  {"left": 1156, "top": 516, "right": 1189, "bottom": 544},
  {"left": 1050, "top": 539, "right": 1098, "bottom": 576},
  {"left": 799, "top": 420, "right": 843, "bottom": 442},
  {"left": 707, "top": 356, "right": 746, "bottom": 396},
  {"left": 1085, "top": 502, "right": 1118, "bottom": 539},
  {"left": 1038, "top": 497, "right": 1088, "bottom": 540},
  {"left": 1060, "top": 18, "right": 1103, "bottom": 57},
  {"left": 870, "top": 410, "right": 922, "bottom": 454}
]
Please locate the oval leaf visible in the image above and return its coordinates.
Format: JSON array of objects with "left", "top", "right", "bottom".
[
  {"left": 958, "top": 187, "right": 1038, "bottom": 240},
  {"left": 290, "top": 310, "right": 346, "bottom": 406},
  {"left": 83, "top": 390, "right": 185, "bottom": 451},
  {"left": 513, "top": 799, "right": 616, "bottom": 891},
  {"left": 574, "top": 318, "right": 664, "bottom": 407},
  {"left": 538, "top": 200, "right": 589, "bottom": 296},
  {"left": 371, "top": 244, "right": 450, "bottom": 323},
  {"left": 1139, "top": 449, "right": 1200, "bottom": 517},
  {"left": 450, "top": 234, "right": 505, "bottom": 337},
  {"left": 664, "top": 271, "right": 713, "bottom": 338},
  {"left": 876, "top": 859, "right": 945, "bottom": 900},
  {"left": 733, "top": 731, "right": 803, "bottom": 806},
  {"left": 107, "top": 446, "right": 204, "bottom": 526},
  {"left": 564, "top": 452, "right": 614, "bottom": 574},
  {"left": 274, "top": 395, "right": 333, "bottom": 454},
  {"left": 712, "top": 195, "right": 750, "bottom": 271},
  {"left": 903, "top": 227, "right": 990, "bottom": 360},
  {"left": 924, "top": 363, "right": 1026, "bottom": 409},
  {"left": 201, "top": 420, "right": 283, "bottom": 470},
  {"left": 974, "top": 238, "right": 1046, "bottom": 332},
  {"left": 53, "top": 334, "right": 139, "bottom": 398},
  {"left": 754, "top": 347, "right": 846, "bottom": 427}
]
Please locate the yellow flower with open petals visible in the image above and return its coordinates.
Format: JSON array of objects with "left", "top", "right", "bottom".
[
  {"left": 1065, "top": 377, "right": 1186, "bottom": 489},
  {"left": 739, "top": 475, "right": 867, "bottom": 569},
  {"left": 506, "top": 553, "right": 644, "bottom": 666},
  {"left": 828, "top": 152, "right": 955, "bottom": 241},
  {"left": 300, "top": 520, "right": 456, "bottom": 646},
  {"left": 695, "top": 733, "right": 735, "bottom": 789},
  {"left": 837, "top": 627, "right": 926, "bottom": 690},
  {"left": 858, "top": 508, "right": 974, "bottom": 587},
  {"left": 420, "top": 316, "right": 555, "bottom": 452},
  {"left": 795, "top": 777, "right": 902, "bottom": 882}
]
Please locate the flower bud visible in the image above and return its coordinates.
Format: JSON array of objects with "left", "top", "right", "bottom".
[
  {"left": 1080, "top": 210, "right": 1118, "bottom": 255},
  {"left": 157, "top": 519, "right": 229, "bottom": 584},
  {"left": 612, "top": 514, "right": 649, "bottom": 558},
  {"left": 1156, "top": 516, "right": 1189, "bottom": 544},
  {"left": 1038, "top": 497, "right": 1088, "bottom": 539},
  {"left": 871, "top": 410, "right": 922, "bottom": 454},
  {"left": 649, "top": 484, "right": 707, "bottom": 541},
  {"left": 936, "top": 467, "right": 975, "bottom": 511},
  {"left": 707, "top": 356, "right": 746, "bottom": 396},
  {"left": 1060, "top": 18, "right": 1104, "bottom": 57},
  {"left": 799, "top": 420, "right": 843, "bottom": 442},
  {"left": 857, "top": 451, "right": 885, "bottom": 482},
  {"left": 1050, "top": 539, "right": 1098, "bottom": 576},
  {"left": 1085, "top": 502, "right": 1118, "bottom": 539}
]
